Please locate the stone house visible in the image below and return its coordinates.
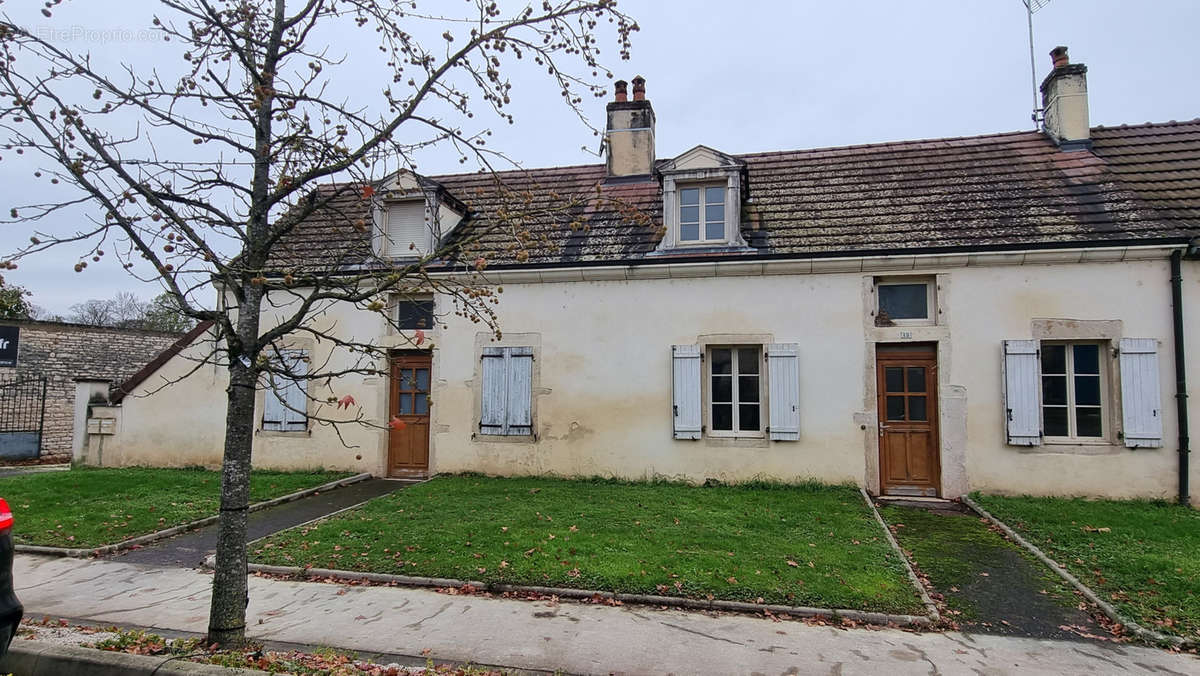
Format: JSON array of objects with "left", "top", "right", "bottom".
[{"left": 85, "top": 49, "right": 1200, "bottom": 503}]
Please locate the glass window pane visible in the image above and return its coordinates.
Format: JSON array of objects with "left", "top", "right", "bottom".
[
  {"left": 397, "top": 299, "right": 435, "bottom": 330},
  {"left": 1075, "top": 375, "right": 1101, "bottom": 406},
  {"left": 906, "top": 367, "right": 926, "bottom": 393},
  {"left": 705, "top": 221, "right": 724, "bottom": 241},
  {"left": 1076, "top": 407, "right": 1102, "bottom": 437},
  {"left": 680, "top": 223, "right": 699, "bottom": 241},
  {"left": 404, "top": 369, "right": 416, "bottom": 390},
  {"left": 886, "top": 396, "right": 906, "bottom": 421},
  {"left": 712, "top": 375, "right": 732, "bottom": 403},
  {"left": 705, "top": 204, "right": 724, "bottom": 223},
  {"left": 712, "top": 404, "right": 732, "bottom": 431},
  {"left": 399, "top": 393, "right": 413, "bottom": 414},
  {"left": 885, "top": 367, "right": 903, "bottom": 393},
  {"left": 738, "top": 348, "right": 759, "bottom": 374},
  {"left": 711, "top": 349, "right": 732, "bottom": 375},
  {"left": 416, "top": 368, "right": 430, "bottom": 392},
  {"left": 415, "top": 393, "right": 428, "bottom": 415},
  {"left": 739, "top": 404, "right": 760, "bottom": 431},
  {"left": 1043, "top": 406, "right": 1068, "bottom": 436},
  {"left": 680, "top": 205, "right": 699, "bottom": 223},
  {"left": 680, "top": 188, "right": 699, "bottom": 206},
  {"left": 1042, "top": 375, "right": 1067, "bottom": 406},
  {"left": 705, "top": 186, "right": 724, "bottom": 205},
  {"left": 908, "top": 396, "right": 927, "bottom": 421},
  {"left": 1042, "top": 344, "right": 1066, "bottom": 375},
  {"left": 738, "top": 376, "right": 759, "bottom": 403},
  {"left": 1073, "top": 344, "right": 1100, "bottom": 374},
  {"left": 877, "top": 284, "right": 928, "bottom": 320}
]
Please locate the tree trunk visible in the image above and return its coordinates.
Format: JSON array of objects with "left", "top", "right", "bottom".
[{"left": 207, "top": 289, "right": 263, "bottom": 646}]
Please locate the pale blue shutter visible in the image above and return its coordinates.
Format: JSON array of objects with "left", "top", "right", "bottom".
[
  {"left": 767, "top": 343, "right": 800, "bottom": 441},
  {"left": 1119, "top": 338, "right": 1163, "bottom": 448},
  {"left": 262, "top": 385, "right": 285, "bottom": 431},
  {"left": 1003, "top": 340, "right": 1041, "bottom": 446},
  {"left": 283, "top": 350, "right": 308, "bottom": 431},
  {"left": 480, "top": 347, "right": 507, "bottom": 435},
  {"left": 506, "top": 347, "right": 533, "bottom": 436},
  {"left": 672, "top": 345, "right": 702, "bottom": 440}
]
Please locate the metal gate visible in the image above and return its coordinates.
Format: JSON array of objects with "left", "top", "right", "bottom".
[{"left": 0, "top": 374, "right": 47, "bottom": 460}]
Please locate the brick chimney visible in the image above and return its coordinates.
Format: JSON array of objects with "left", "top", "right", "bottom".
[
  {"left": 605, "top": 75, "right": 655, "bottom": 179},
  {"left": 1040, "top": 46, "right": 1090, "bottom": 150}
]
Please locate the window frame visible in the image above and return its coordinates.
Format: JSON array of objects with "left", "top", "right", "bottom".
[
  {"left": 1039, "top": 340, "right": 1109, "bottom": 443},
  {"left": 380, "top": 198, "right": 432, "bottom": 259},
  {"left": 395, "top": 296, "right": 436, "bottom": 330},
  {"left": 875, "top": 278, "right": 936, "bottom": 326},
  {"left": 705, "top": 344, "right": 766, "bottom": 439},
  {"left": 676, "top": 182, "right": 727, "bottom": 245}
]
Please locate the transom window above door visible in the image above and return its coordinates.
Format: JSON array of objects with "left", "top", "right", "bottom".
[
  {"left": 678, "top": 185, "right": 725, "bottom": 243},
  {"left": 874, "top": 277, "right": 936, "bottom": 326},
  {"left": 709, "top": 346, "right": 762, "bottom": 436},
  {"left": 1040, "top": 342, "right": 1105, "bottom": 439}
]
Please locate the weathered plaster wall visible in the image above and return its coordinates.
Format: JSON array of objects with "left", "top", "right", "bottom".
[{"left": 0, "top": 320, "right": 180, "bottom": 463}]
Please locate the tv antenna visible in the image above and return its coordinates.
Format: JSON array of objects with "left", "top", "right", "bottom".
[{"left": 1023, "top": 0, "right": 1053, "bottom": 128}]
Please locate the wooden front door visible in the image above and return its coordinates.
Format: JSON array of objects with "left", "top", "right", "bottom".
[
  {"left": 877, "top": 344, "right": 940, "bottom": 497},
  {"left": 388, "top": 354, "right": 431, "bottom": 477}
]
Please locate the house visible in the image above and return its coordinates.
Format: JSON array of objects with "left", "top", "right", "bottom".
[{"left": 83, "top": 48, "right": 1200, "bottom": 504}]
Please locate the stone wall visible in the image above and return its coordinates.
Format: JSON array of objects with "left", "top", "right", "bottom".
[{"left": 0, "top": 320, "right": 181, "bottom": 463}]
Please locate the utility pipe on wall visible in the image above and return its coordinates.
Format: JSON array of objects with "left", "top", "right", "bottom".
[{"left": 1170, "top": 249, "right": 1190, "bottom": 505}]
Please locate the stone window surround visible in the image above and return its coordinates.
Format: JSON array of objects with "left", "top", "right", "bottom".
[
  {"left": 695, "top": 332, "right": 773, "bottom": 448},
  {"left": 658, "top": 168, "right": 747, "bottom": 251},
  {"left": 470, "top": 331, "right": 543, "bottom": 443}
]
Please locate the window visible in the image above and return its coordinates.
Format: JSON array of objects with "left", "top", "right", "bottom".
[
  {"left": 396, "top": 298, "right": 435, "bottom": 330},
  {"left": 678, "top": 185, "right": 726, "bottom": 243},
  {"left": 480, "top": 346, "right": 533, "bottom": 436},
  {"left": 1040, "top": 342, "right": 1105, "bottom": 439},
  {"left": 875, "top": 279, "right": 935, "bottom": 325},
  {"left": 262, "top": 349, "right": 308, "bottom": 432},
  {"left": 384, "top": 201, "right": 430, "bottom": 257},
  {"left": 709, "top": 346, "right": 762, "bottom": 436}
]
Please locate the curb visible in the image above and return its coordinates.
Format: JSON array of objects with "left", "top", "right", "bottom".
[
  {"left": 0, "top": 639, "right": 268, "bottom": 675},
  {"left": 961, "top": 494, "right": 1196, "bottom": 650},
  {"left": 0, "top": 463, "right": 71, "bottom": 475},
  {"left": 859, "top": 487, "right": 941, "bottom": 624},
  {"left": 15, "top": 472, "right": 373, "bottom": 558},
  {"left": 210, "top": 558, "right": 931, "bottom": 628}
]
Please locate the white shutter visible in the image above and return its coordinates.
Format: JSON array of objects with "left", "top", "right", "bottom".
[
  {"left": 480, "top": 347, "right": 507, "bottom": 435},
  {"left": 672, "top": 345, "right": 702, "bottom": 440},
  {"left": 386, "top": 201, "right": 429, "bottom": 257},
  {"left": 1003, "top": 340, "right": 1041, "bottom": 446},
  {"left": 1119, "top": 338, "right": 1163, "bottom": 448},
  {"left": 767, "top": 343, "right": 800, "bottom": 441},
  {"left": 283, "top": 350, "right": 308, "bottom": 431},
  {"left": 506, "top": 347, "right": 534, "bottom": 436}
]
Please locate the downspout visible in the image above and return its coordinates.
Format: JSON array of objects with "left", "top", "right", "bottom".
[{"left": 1170, "top": 249, "right": 1190, "bottom": 505}]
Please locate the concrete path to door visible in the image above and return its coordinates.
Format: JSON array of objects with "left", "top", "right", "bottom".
[
  {"left": 14, "top": 554, "right": 1199, "bottom": 675},
  {"left": 113, "top": 477, "right": 408, "bottom": 568}
]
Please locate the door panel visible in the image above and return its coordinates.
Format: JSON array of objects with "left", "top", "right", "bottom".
[
  {"left": 389, "top": 354, "right": 431, "bottom": 477},
  {"left": 877, "top": 345, "right": 940, "bottom": 497}
]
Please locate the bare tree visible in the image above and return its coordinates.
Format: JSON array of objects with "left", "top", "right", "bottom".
[{"left": 0, "top": 0, "right": 636, "bottom": 646}]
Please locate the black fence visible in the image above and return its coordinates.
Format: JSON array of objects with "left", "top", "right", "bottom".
[{"left": 0, "top": 374, "right": 47, "bottom": 460}]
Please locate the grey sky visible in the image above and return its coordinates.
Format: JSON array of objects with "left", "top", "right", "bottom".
[{"left": 3, "top": 0, "right": 1198, "bottom": 316}]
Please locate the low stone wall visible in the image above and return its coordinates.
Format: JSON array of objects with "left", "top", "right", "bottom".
[{"left": 0, "top": 320, "right": 181, "bottom": 463}]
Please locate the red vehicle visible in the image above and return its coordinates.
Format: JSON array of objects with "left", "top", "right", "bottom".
[{"left": 0, "top": 499, "right": 22, "bottom": 655}]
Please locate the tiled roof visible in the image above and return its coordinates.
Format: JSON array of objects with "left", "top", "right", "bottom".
[{"left": 269, "top": 120, "right": 1200, "bottom": 272}]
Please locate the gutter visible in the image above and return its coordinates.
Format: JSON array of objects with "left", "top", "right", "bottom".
[{"left": 1171, "top": 247, "right": 1193, "bottom": 504}]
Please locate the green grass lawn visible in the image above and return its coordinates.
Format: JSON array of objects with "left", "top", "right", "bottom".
[
  {"left": 251, "top": 475, "right": 924, "bottom": 614},
  {"left": 1, "top": 466, "right": 352, "bottom": 548},
  {"left": 973, "top": 494, "right": 1200, "bottom": 639}
]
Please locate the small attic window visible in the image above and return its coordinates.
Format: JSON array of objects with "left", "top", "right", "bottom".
[
  {"left": 679, "top": 184, "right": 726, "bottom": 243},
  {"left": 655, "top": 145, "right": 747, "bottom": 253},
  {"left": 383, "top": 200, "right": 431, "bottom": 258}
]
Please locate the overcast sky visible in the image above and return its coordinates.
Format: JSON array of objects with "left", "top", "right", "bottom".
[{"left": 4, "top": 0, "right": 1199, "bottom": 316}]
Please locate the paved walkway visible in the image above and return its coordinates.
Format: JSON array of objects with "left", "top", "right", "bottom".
[
  {"left": 114, "top": 478, "right": 407, "bottom": 567},
  {"left": 15, "top": 555, "right": 1199, "bottom": 675}
]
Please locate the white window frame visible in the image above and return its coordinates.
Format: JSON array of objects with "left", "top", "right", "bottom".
[
  {"left": 705, "top": 345, "right": 766, "bottom": 438},
  {"left": 875, "top": 278, "right": 936, "bottom": 326},
  {"left": 379, "top": 198, "right": 432, "bottom": 259},
  {"left": 676, "top": 182, "right": 727, "bottom": 245},
  {"left": 1040, "top": 340, "right": 1108, "bottom": 443}
]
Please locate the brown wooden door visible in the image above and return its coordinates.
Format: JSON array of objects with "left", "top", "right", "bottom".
[
  {"left": 877, "top": 345, "right": 940, "bottom": 497},
  {"left": 388, "top": 354, "right": 431, "bottom": 477}
]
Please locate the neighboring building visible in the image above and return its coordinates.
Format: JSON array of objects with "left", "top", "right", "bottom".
[
  {"left": 0, "top": 319, "right": 181, "bottom": 463},
  {"left": 86, "top": 49, "right": 1200, "bottom": 503}
]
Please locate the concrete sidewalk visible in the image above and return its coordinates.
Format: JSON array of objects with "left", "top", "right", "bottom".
[{"left": 15, "top": 554, "right": 1199, "bottom": 675}]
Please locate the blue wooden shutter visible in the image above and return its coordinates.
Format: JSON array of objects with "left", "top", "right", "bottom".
[
  {"left": 672, "top": 345, "right": 702, "bottom": 440},
  {"left": 1003, "top": 340, "right": 1041, "bottom": 446},
  {"left": 283, "top": 350, "right": 308, "bottom": 431},
  {"left": 480, "top": 347, "right": 507, "bottom": 434},
  {"left": 1119, "top": 338, "right": 1163, "bottom": 448},
  {"left": 767, "top": 343, "right": 800, "bottom": 441},
  {"left": 506, "top": 347, "right": 534, "bottom": 436},
  {"left": 262, "top": 383, "right": 285, "bottom": 431}
]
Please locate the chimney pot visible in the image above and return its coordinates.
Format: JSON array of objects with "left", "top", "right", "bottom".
[
  {"left": 613, "top": 80, "right": 628, "bottom": 102},
  {"left": 1050, "top": 45, "right": 1070, "bottom": 69},
  {"left": 631, "top": 75, "right": 646, "bottom": 101}
]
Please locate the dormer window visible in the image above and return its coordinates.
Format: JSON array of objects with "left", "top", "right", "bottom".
[
  {"left": 384, "top": 200, "right": 431, "bottom": 258},
  {"left": 679, "top": 185, "right": 726, "bottom": 243},
  {"left": 655, "top": 145, "right": 748, "bottom": 253},
  {"left": 370, "top": 170, "right": 467, "bottom": 261}
]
